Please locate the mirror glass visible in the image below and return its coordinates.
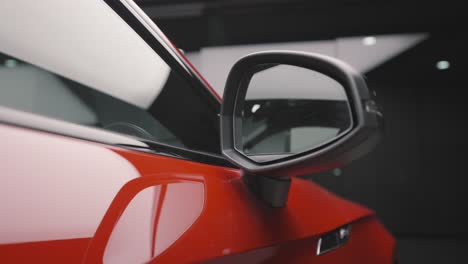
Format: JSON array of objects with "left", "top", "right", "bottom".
[{"left": 235, "top": 64, "right": 352, "bottom": 162}]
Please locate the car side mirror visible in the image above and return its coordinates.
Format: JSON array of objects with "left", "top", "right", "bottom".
[{"left": 220, "top": 51, "right": 383, "bottom": 207}]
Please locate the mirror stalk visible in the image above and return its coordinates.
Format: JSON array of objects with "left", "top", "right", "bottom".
[{"left": 243, "top": 173, "right": 291, "bottom": 208}]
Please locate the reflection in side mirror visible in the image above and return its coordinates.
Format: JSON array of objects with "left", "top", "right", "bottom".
[{"left": 236, "top": 64, "right": 353, "bottom": 163}]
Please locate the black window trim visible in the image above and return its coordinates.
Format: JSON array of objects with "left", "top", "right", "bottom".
[
  {"left": 101, "top": 0, "right": 233, "bottom": 166},
  {"left": 0, "top": 106, "right": 235, "bottom": 168},
  {"left": 103, "top": 0, "right": 221, "bottom": 108}
]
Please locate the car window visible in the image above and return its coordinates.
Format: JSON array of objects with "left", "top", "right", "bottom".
[
  {"left": 0, "top": 52, "right": 220, "bottom": 154},
  {"left": 0, "top": 1, "right": 221, "bottom": 155}
]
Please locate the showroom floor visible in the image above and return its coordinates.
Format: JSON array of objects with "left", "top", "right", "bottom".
[{"left": 398, "top": 238, "right": 468, "bottom": 263}]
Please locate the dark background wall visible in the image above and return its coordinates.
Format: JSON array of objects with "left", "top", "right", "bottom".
[
  {"left": 135, "top": 0, "right": 468, "bottom": 237},
  {"left": 309, "top": 32, "right": 468, "bottom": 236}
]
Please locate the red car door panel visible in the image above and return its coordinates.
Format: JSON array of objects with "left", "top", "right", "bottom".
[
  {"left": 0, "top": 123, "right": 392, "bottom": 263},
  {"left": 0, "top": 124, "right": 139, "bottom": 263}
]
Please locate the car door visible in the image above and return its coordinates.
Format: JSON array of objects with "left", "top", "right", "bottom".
[
  {"left": 0, "top": 1, "right": 225, "bottom": 263},
  {"left": 0, "top": 1, "right": 392, "bottom": 263}
]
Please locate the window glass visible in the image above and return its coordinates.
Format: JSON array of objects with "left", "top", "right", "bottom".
[{"left": 0, "top": 52, "right": 220, "bottom": 154}]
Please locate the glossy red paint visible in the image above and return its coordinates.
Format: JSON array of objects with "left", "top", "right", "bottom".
[
  {"left": 0, "top": 238, "right": 90, "bottom": 264},
  {"left": 84, "top": 145, "right": 393, "bottom": 263},
  {"left": 1, "top": 124, "right": 394, "bottom": 263},
  {"left": 0, "top": 124, "right": 140, "bottom": 262},
  {"left": 203, "top": 217, "right": 395, "bottom": 264}
]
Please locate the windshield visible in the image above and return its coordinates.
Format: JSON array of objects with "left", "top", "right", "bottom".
[{"left": 0, "top": 1, "right": 220, "bottom": 154}]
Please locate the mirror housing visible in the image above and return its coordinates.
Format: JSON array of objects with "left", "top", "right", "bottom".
[{"left": 220, "top": 51, "right": 383, "bottom": 207}]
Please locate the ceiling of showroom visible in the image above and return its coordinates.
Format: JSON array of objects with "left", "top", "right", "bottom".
[{"left": 134, "top": 0, "right": 465, "bottom": 51}]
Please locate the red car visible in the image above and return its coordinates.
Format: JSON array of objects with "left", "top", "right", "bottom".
[{"left": 0, "top": 1, "right": 395, "bottom": 263}]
